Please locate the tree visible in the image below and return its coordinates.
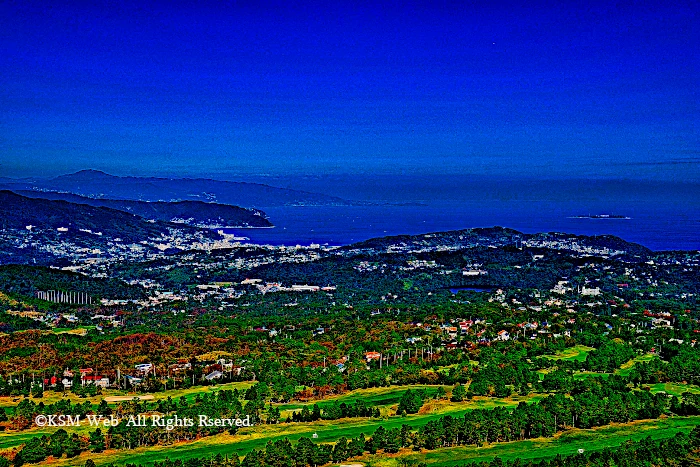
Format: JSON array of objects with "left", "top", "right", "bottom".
[
  {"left": 494, "top": 380, "right": 511, "bottom": 398},
  {"left": 14, "top": 437, "right": 48, "bottom": 465},
  {"left": 300, "top": 405, "right": 311, "bottom": 422},
  {"left": 89, "top": 428, "right": 105, "bottom": 453},
  {"left": 30, "top": 383, "right": 43, "bottom": 399},
  {"left": 365, "top": 436, "right": 377, "bottom": 454},
  {"left": 451, "top": 384, "right": 466, "bottom": 402},
  {"left": 72, "top": 372, "right": 81, "bottom": 393},
  {"left": 311, "top": 403, "right": 321, "bottom": 421},
  {"left": 435, "top": 386, "right": 446, "bottom": 400},
  {"left": 384, "top": 428, "right": 402, "bottom": 453},
  {"left": 97, "top": 399, "right": 112, "bottom": 415},
  {"left": 397, "top": 389, "right": 423, "bottom": 414},
  {"left": 294, "top": 437, "right": 315, "bottom": 466},
  {"left": 49, "top": 429, "right": 68, "bottom": 458},
  {"left": 332, "top": 437, "right": 348, "bottom": 462},
  {"left": 64, "top": 434, "right": 83, "bottom": 458},
  {"left": 266, "top": 404, "right": 280, "bottom": 424}
]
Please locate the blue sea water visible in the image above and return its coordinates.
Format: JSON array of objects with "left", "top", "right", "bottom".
[{"left": 219, "top": 175, "right": 699, "bottom": 251}]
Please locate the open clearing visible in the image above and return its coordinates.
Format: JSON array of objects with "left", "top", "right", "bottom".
[
  {"left": 38, "top": 410, "right": 700, "bottom": 466},
  {"left": 539, "top": 345, "right": 595, "bottom": 362},
  {"left": 0, "top": 381, "right": 253, "bottom": 409},
  {"left": 355, "top": 416, "right": 700, "bottom": 467},
  {"left": 104, "top": 395, "right": 154, "bottom": 403},
  {"left": 2, "top": 382, "right": 699, "bottom": 466}
]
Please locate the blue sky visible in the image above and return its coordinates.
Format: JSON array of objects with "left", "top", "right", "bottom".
[{"left": 1, "top": 1, "right": 698, "bottom": 180}]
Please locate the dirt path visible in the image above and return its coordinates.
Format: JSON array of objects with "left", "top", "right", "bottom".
[{"left": 104, "top": 395, "right": 154, "bottom": 402}]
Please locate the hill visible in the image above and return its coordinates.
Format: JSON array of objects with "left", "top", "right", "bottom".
[
  {"left": 0, "top": 170, "right": 352, "bottom": 207},
  {"left": 0, "top": 191, "right": 180, "bottom": 242},
  {"left": 0, "top": 264, "right": 146, "bottom": 300},
  {"left": 344, "top": 226, "right": 652, "bottom": 257},
  {"left": 0, "top": 191, "right": 228, "bottom": 265},
  {"left": 14, "top": 191, "right": 272, "bottom": 228}
]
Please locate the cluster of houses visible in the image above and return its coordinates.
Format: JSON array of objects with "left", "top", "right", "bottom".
[
  {"left": 6, "top": 310, "right": 79, "bottom": 327},
  {"left": 383, "top": 311, "right": 579, "bottom": 351},
  {"left": 252, "top": 282, "right": 336, "bottom": 294},
  {"left": 643, "top": 310, "right": 674, "bottom": 328},
  {"left": 37, "top": 358, "right": 247, "bottom": 390},
  {"left": 42, "top": 368, "right": 110, "bottom": 389},
  {"left": 201, "top": 359, "right": 245, "bottom": 382}
]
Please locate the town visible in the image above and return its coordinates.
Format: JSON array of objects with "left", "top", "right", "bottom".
[{"left": 0, "top": 226, "right": 698, "bottom": 467}]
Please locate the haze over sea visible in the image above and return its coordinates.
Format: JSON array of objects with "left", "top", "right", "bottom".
[{"left": 219, "top": 174, "right": 700, "bottom": 251}]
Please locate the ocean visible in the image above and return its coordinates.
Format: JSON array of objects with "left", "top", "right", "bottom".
[{"left": 218, "top": 175, "right": 700, "bottom": 251}]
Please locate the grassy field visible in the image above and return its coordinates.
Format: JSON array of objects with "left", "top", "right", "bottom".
[
  {"left": 0, "top": 390, "right": 546, "bottom": 454},
  {"left": 35, "top": 393, "right": 548, "bottom": 466},
  {"left": 2, "top": 379, "right": 699, "bottom": 466},
  {"left": 0, "top": 423, "right": 98, "bottom": 451},
  {"left": 355, "top": 416, "right": 700, "bottom": 467},
  {"left": 51, "top": 326, "right": 91, "bottom": 335},
  {"left": 573, "top": 371, "right": 609, "bottom": 380},
  {"left": 0, "top": 431, "right": 51, "bottom": 450},
  {"left": 615, "top": 353, "right": 658, "bottom": 377},
  {"left": 33, "top": 415, "right": 700, "bottom": 467},
  {"left": 646, "top": 382, "right": 700, "bottom": 397},
  {"left": 0, "top": 381, "right": 254, "bottom": 409},
  {"left": 7, "top": 380, "right": 696, "bottom": 453},
  {"left": 540, "top": 345, "right": 595, "bottom": 362},
  {"left": 0, "top": 382, "right": 255, "bottom": 451},
  {"left": 566, "top": 352, "right": 659, "bottom": 381},
  {"left": 42, "top": 413, "right": 470, "bottom": 466},
  {"left": 276, "top": 385, "right": 448, "bottom": 414},
  {"left": 145, "top": 381, "right": 254, "bottom": 403},
  {"left": 277, "top": 385, "right": 550, "bottom": 419}
]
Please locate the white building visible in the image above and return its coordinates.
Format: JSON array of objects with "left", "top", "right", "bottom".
[{"left": 581, "top": 287, "right": 601, "bottom": 296}]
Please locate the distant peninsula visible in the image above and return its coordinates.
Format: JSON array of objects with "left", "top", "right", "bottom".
[
  {"left": 14, "top": 190, "right": 272, "bottom": 228},
  {"left": 569, "top": 214, "right": 631, "bottom": 219}
]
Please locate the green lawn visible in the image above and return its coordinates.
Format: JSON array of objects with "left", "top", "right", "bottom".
[
  {"left": 40, "top": 415, "right": 700, "bottom": 467},
  {"left": 0, "top": 431, "right": 52, "bottom": 450},
  {"left": 277, "top": 386, "right": 546, "bottom": 419},
  {"left": 573, "top": 371, "right": 610, "bottom": 380},
  {"left": 0, "top": 382, "right": 254, "bottom": 451},
  {"left": 615, "top": 353, "right": 658, "bottom": 377},
  {"left": 0, "top": 423, "right": 97, "bottom": 450},
  {"left": 47, "top": 413, "right": 471, "bottom": 466},
  {"left": 147, "top": 381, "right": 254, "bottom": 403},
  {"left": 0, "top": 381, "right": 253, "bottom": 409},
  {"left": 646, "top": 382, "right": 700, "bottom": 397},
  {"left": 4, "top": 379, "right": 699, "bottom": 466},
  {"left": 354, "top": 416, "right": 700, "bottom": 467},
  {"left": 40, "top": 394, "right": 546, "bottom": 466},
  {"left": 276, "top": 385, "right": 447, "bottom": 413},
  {"left": 0, "top": 392, "right": 547, "bottom": 455},
  {"left": 3, "top": 386, "right": 697, "bottom": 467},
  {"left": 540, "top": 345, "right": 595, "bottom": 363}
]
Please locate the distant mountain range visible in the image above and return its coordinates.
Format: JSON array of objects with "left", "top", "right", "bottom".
[
  {"left": 13, "top": 191, "right": 272, "bottom": 228},
  {"left": 0, "top": 170, "right": 353, "bottom": 207}
]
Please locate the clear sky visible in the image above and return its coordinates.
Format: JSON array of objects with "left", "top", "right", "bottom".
[{"left": 1, "top": 1, "right": 698, "bottom": 180}]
